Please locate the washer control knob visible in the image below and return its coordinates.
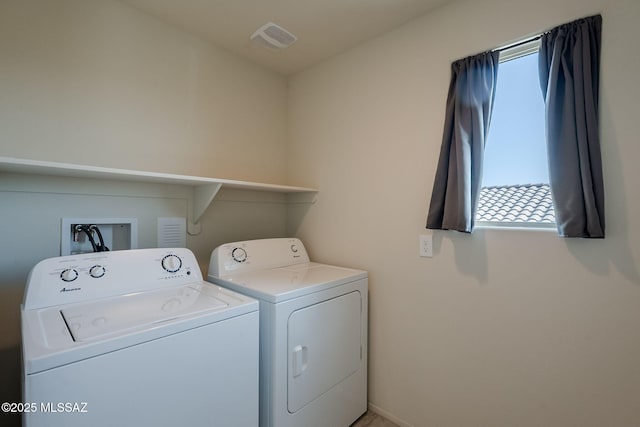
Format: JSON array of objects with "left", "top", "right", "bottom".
[
  {"left": 60, "top": 268, "right": 78, "bottom": 282},
  {"left": 162, "top": 255, "right": 182, "bottom": 273},
  {"left": 291, "top": 244, "right": 298, "bottom": 253},
  {"left": 231, "top": 247, "right": 247, "bottom": 263},
  {"left": 89, "top": 265, "right": 106, "bottom": 278}
]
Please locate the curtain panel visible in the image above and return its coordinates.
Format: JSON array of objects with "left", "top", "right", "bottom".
[
  {"left": 539, "top": 14, "right": 605, "bottom": 237},
  {"left": 426, "top": 51, "right": 500, "bottom": 232}
]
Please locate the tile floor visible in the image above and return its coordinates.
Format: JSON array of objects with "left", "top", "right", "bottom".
[{"left": 351, "top": 411, "right": 399, "bottom": 427}]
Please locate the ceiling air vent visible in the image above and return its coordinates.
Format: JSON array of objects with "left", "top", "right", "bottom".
[{"left": 250, "top": 22, "right": 297, "bottom": 50}]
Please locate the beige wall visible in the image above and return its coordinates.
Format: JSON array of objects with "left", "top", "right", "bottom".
[
  {"left": 0, "top": 0, "right": 287, "bottom": 182},
  {"left": 287, "top": 0, "right": 640, "bottom": 425}
]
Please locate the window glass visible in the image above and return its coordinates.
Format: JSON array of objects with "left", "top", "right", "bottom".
[
  {"left": 477, "top": 49, "right": 555, "bottom": 226},
  {"left": 483, "top": 52, "right": 547, "bottom": 186}
]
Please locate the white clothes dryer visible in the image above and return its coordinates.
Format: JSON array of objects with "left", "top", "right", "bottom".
[
  {"left": 21, "top": 248, "right": 259, "bottom": 427},
  {"left": 208, "top": 238, "right": 368, "bottom": 427}
]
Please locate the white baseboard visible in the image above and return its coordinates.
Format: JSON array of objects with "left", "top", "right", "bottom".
[{"left": 367, "top": 402, "right": 415, "bottom": 427}]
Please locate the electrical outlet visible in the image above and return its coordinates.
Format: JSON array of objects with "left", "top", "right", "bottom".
[{"left": 419, "top": 234, "right": 433, "bottom": 258}]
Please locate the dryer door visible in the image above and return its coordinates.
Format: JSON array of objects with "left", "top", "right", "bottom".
[{"left": 287, "top": 291, "right": 362, "bottom": 413}]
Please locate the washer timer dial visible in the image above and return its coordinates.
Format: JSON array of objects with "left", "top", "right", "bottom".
[
  {"left": 161, "top": 254, "right": 182, "bottom": 273},
  {"left": 231, "top": 247, "right": 247, "bottom": 263}
]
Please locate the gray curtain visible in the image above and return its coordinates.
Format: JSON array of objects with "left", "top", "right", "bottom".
[
  {"left": 426, "top": 51, "right": 499, "bottom": 232},
  {"left": 539, "top": 15, "right": 605, "bottom": 237}
]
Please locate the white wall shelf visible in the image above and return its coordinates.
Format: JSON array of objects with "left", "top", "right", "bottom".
[{"left": 0, "top": 156, "right": 317, "bottom": 233}]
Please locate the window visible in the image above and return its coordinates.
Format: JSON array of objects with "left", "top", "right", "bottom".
[
  {"left": 427, "top": 16, "right": 602, "bottom": 236},
  {"left": 476, "top": 40, "right": 556, "bottom": 228}
]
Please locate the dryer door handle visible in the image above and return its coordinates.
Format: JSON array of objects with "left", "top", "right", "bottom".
[{"left": 292, "top": 345, "right": 308, "bottom": 377}]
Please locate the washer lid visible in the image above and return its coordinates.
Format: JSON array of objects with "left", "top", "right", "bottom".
[
  {"left": 210, "top": 262, "right": 367, "bottom": 303},
  {"left": 60, "top": 283, "right": 227, "bottom": 342},
  {"left": 22, "top": 282, "right": 258, "bottom": 374}
]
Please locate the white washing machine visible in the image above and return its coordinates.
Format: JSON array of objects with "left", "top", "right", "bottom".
[
  {"left": 21, "top": 248, "right": 259, "bottom": 427},
  {"left": 208, "top": 238, "right": 368, "bottom": 427}
]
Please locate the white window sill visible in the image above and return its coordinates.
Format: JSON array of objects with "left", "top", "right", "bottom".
[{"left": 475, "top": 221, "right": 557, "bottom": 232}]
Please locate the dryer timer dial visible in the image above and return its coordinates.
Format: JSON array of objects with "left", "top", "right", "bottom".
[{"left": 231, "top": 247, "right": 247, "bottom": 263}]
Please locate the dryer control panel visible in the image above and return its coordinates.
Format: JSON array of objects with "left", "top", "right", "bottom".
[
  {"left": 23, "top": 248, "right": 202, "bottom": 310},
  {"left": 209, "top": 238, "right": 310, "bottom": 277}
]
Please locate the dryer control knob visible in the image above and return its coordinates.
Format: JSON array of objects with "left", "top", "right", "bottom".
[
  {"left": 89, "top": 265, "right": 106, "bottom": 278},
  {"left": 60, "top": 268, "right": 78, "bottom": 282},
  {"left": 162, "top": 255, "right": 182, "bottom": 273},
  {"left": 232, "top": 247, "right": 247, "bottom": 263}
]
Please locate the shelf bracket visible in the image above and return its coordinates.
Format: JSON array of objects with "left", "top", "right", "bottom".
[{"left": 188, "top": 183, "right": 223, "bottom": 235}]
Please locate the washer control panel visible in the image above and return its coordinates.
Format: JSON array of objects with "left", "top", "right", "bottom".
[
  {"left": 24, "top": 248, "right": 202, "bottom": 310},
  {"left": 209, "top": 238, "right": 310, "bottom": 277}
]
